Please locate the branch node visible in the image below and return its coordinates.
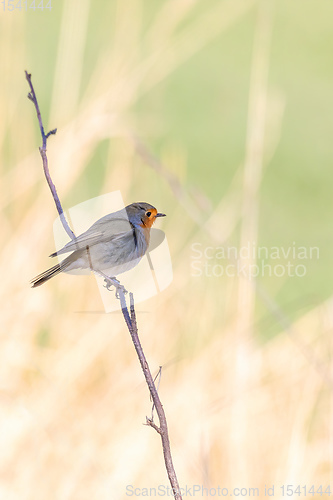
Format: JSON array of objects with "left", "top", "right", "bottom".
[{"left": 146, "top": 417, "right": 161, "bottom": 434}]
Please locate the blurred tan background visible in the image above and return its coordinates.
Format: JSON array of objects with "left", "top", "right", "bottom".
[{"left": 1, "top": 0, "right": 333, "bottom": 498}]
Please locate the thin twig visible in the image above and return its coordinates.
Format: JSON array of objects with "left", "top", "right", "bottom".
[
  {"left": 25, "top": 70, "right": 75, "bottom": 241},
  {"left": 151, "top": 366, "right": 162, "bottom": 420},
  {"left": 26, "top": 71, "right": 182, "bottom": 499}
]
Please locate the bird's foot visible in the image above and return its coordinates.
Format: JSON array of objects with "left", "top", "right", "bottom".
[{"left": 103, "top": 276, "right": 127, "bottom": 298}]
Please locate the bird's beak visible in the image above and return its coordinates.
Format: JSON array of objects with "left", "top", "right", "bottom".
[{"left": 155, "top": 212, "right": 166, "bottom": 218}]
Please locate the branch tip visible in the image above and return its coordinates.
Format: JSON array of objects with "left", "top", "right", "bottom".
[{"left": 46, "top": 128, "right": 57, "bottom": 138}]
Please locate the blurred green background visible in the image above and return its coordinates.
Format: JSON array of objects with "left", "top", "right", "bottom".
[
  {"left": 13, "top": 0, "right": 333, "bottom": 318},
  {"left": 1, "top": 0, "right": 333, "bottom": 498}
]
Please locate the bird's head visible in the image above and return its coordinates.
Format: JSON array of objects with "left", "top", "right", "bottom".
[{"left": 125, "top": 202, "right": 166, "bottom": 229}]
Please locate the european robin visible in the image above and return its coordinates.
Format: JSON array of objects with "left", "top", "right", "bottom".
[{"left": 31, "top": 202, "right": 166, "bottom": 288}]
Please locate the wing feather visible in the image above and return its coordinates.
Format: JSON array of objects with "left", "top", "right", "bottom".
[{"left": 50, "top": 215, "right": 135, "bottom": 257}]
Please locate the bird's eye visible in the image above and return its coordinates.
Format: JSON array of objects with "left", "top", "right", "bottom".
[{"left": 146, "top": 211, "right": 152, "bottom": 217}]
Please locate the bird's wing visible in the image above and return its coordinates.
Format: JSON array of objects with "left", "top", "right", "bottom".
[{"left": 50, "top": 216, "right": 135, "bottom": 257}]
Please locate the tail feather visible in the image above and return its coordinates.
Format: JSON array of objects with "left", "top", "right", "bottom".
[{"left": 31, "top": 260, "right": 70, "bottom": 288}]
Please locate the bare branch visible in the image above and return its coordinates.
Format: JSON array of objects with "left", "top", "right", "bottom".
[
  {"left": 25, "top": 71, "right": 75, "bottom": 241},
  {"left": 27, "top": 71, "right": 182, "bottom": 500}
]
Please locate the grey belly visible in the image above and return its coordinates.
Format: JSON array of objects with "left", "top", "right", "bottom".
[{"left": 65, "top": 236, "right": 147, "bottom": 276}]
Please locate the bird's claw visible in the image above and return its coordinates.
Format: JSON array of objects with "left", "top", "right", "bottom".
[{"left": 103, "top": 278, "right": 127, "bottom": 298}]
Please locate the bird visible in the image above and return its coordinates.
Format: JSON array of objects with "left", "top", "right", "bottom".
[{"left": 31, "top": 202, "right": 166, "bottom": 288}]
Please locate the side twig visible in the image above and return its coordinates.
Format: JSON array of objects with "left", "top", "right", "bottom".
[{"left": 26, "top": 72, "right": 182, "bottom": 500}]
